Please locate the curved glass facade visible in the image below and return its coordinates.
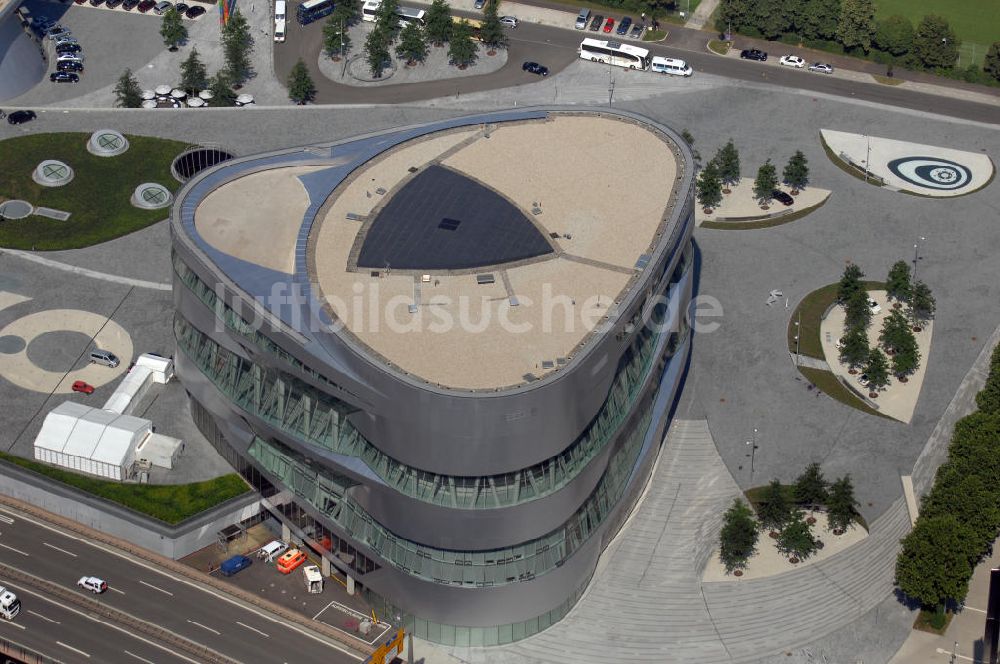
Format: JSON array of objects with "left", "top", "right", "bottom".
[{"left": 173, "top": 246, "right": 692, "bottom": 511}]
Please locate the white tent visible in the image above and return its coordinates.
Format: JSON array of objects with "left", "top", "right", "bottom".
[
  {"left": 103, "top": 353, "right": 174, "bottom": 415},
  {"left": 34, "top": 402, "right": 152, "bottom": 480}
]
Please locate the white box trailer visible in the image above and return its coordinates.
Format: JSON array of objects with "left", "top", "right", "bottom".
[{"left": 303, "top": 564, "right": 323, "bottom": 594}]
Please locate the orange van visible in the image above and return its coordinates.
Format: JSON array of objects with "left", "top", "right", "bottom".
[{"left": 276, "top": 548, "right": 307, "bottom": 574}]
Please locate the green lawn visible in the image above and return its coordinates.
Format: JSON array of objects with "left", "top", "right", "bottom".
[
  {"left": 786, "top": 280, "right": 885, "bottom": 360},
  {"left": 875, "top": 0, "right": 999, "bottom": 66},
  {"left": 0, "top": 133, "right": 188, "bottom": 250},
  {"left": 0, "top": 451, "right": 250, "bottom": 525}
]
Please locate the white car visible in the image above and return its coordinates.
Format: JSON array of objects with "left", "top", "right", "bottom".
[
  {"left": 500, "top": 15, "right": 518, "bottom": 28},
  {"left": 858, "top": 373, "right": 870, "bottom": 387},
  {"left": 77, "top": 577, "right": 107, "bottom": 594},
  {"left": 868, "top": 298, "right": 881, "bottom": 315},
  {"left": 808, "top": 62, "right": 834, "bottom": 74},
  {"left": 779, "top": 55, "right": 805, "bottom": 68}
]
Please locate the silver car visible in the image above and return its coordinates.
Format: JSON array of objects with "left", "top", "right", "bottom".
[{"left": 808, "top": 62, "right": 834, "bottom": 74}]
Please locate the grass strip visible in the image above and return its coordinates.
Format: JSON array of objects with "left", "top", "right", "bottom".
[
  {"left": 0, "top": 451, "right": 249, "bottom": 525},
  {"left": 700, "top": 195, "right": 829, "bottom": 230}
]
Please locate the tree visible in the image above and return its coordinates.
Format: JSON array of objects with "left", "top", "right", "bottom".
[
  {"left": 912, "top": 14, "right": 959, "bottom": 70},
  {"left": 837, "top": 263, "right": 864, "bottom": 303},
  {"left": 885, "top": 260, "right": 912, "bottom": 304},
  {"left": 364, "top": 26, "right": 392, "bottom": 77},
  {"left": 827, "top": 475, "right": 858, "bottom": 533},
  {"left": 985, "top": 42, "right": 1000, "bottom": 83},
  {"left": 892, "top": 332, "right": 921, "bottom": 379},
  {"left": 719, "top": 498, "right": 758, "bottom": 574},
  {"left": 715, "top": 139, "right": 740, "bottom": 192},
  {"left": 879, "top": 308, "right": 911, "bottom": 353},
  {"left": 395, "top": 22, "right": 429, "bottom": 64},
  {"left": 323, "top": 10, "right": 353, "bottom": 59},
  {"left": 207, "top": 71, "right": 237, "bottom": 107},
  {"left": 287, "top": 58, "right": 316, "bottom": 104},
  {"left": 715, "top": 0, "right": 756, "bottom": 35},
  {"left": 113, "top": 68, "right": 143, "bottom": 108},
  {"left": 910, "top": 281, "right": 936, "bottom": 326},
  {"left": 782, "top": 150, "right": 809, "bottom": 193},
  {"left": 777, "top": 514, "right": 819, "bottom": 561},
  {"left": 864, "top": 347, "right": 891, "bottom": 392},
  {"left": 479, "top": 0, "right": 507, "bottom": 52},
  {"left": 752, "top": 0, "right": 789, "bottom": 40},
  {"left": 160, "top": 7, "right": 187, "bottom": 51},
  {"left": 839, "top": 325, "right": 870, "bottom": 371},
  {"left": 374, "top": 0, "right": 401, "bottom": 36},
  {"left": 448, "top": 20, "right": 477, "bottom": 69},
  {"left": 680, "top": 129, "right": 702, "bottom": 165},
  {"left": 179, "top": 48, "right": 208, "bottom": 94},
  {"left": 794, "top": 463, "right": 829, "bottom": 512},
  {"left": 221, "top": 9, "right": 254, "bottom": 85},
  {"left": 875, "top": 15, "right": 914, "bottom": 56},
  {"left": 895, "top": 514, "right": 978, "bottom": 608},
  {"left": 796, "top": 0, "right": 841, "bottom": 41},
  {"left": 424, "top": 0, "right": 452, "bottom": 45},
  {"left": 757, "top": 480, "right": 792, "bottom": 532},
  {"left": 836, "top": 0, "right": 875, "bottom": 52},
  {"left": 752, "top": 159, "right": 778, "bottom": 207},
  {"left": 697, "top": 160, "right": 723, "bottom": 212},
  {"left": 975, "top": 345, "right": 1000, "bottom": 413},
  {"left": 844, "top": 288, "right": 873, "bottom": 330}
]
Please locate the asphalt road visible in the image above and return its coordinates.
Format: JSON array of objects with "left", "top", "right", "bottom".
[
  {"left": 0, "top": 507, "right": 364, "bottom": 664},
  {"left": 0, "top": 579, "right": 195, "bottom": 664},
  {"left": 274, "top": 5, "right": 1000, "bottom": 124}
]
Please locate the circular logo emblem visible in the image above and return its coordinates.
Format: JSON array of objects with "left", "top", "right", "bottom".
[{"left": 887, "top": 157, "right": 972, "bottom": 190}]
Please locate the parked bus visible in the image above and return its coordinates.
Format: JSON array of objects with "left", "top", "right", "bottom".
[
  {"left": 361, "top": 0, "right": 426, "bottom": 26},
  {"left": 451, "top": 15, "right": 483, "bottom": 41},
  {"left": 297, "top": 0, "right": 335, "bottom": 25},
  {"left": 579, "top": 38, "right": 651, "bottom": 70}
]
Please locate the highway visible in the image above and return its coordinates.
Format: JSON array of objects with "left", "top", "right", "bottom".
[
  {"left": 0, "top": 507, "right": 364, "bottom": 664},
  {"left": 274, "top": 5, "right": 1000, "bottom": 125},
  {"left": 0, "top": 579, "right": 197, "bottom": 664}
]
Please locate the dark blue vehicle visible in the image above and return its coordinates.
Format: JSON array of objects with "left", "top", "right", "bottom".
[{"left": 220, "top": 554, "right": 253, "bottom": 577}]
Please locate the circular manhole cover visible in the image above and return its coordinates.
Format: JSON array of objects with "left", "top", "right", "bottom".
[{"left": 0, "top": 200, "right": 34, "bottom": 219}]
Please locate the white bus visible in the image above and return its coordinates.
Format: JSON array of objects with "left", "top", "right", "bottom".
[
  {"left": 650, "top": 56, "right": 692, "bottom": 76},
  {"left": 362, "top": 0, "right": 426, "bottom": 26},
  {"left": 579, "top": 38, "right": 651, "bottom": 70}
]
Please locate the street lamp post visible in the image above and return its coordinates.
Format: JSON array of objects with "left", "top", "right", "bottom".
[
  {"left": 745, "top": 428, "right": 759, "bottom": 481},
  {"left": 863, "top": 134, "right": 871, "bottom": 183},
  {"left": 793, "top": 312, "right": 801, "bottom": 366},
  {"left": 912, "top": 236, "right": 926, "bottom": 283}
]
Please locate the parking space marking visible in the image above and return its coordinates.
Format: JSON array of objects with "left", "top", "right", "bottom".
[
  {"left": 43, "top": 542, "right": 77, "bottom": 557},
  {"left": 138, "top": 580, "right": 173, "bottom": 596},
  {"left": 312, "top": 600, "right": 336, "bottom": 621},
  {"left": 236, "top": 621, "right": 269, "bottom": 637}
]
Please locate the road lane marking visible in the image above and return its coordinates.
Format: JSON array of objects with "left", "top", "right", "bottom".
[
  {"left": 0, "top": 620, "right": 25, "bottom": 630},
  {"left": 57, "top": 641, "right": 91, "bottom": 658},
  {"left": 236, "top": 621, "right": 269, "bottom": 637},
  {"left": 7, "top": 581, "right": 200, "bottom": 664},
  {"left": 0, "top": 542, "right": 29, "bottom": 556},
  {"left": 109, "top": 587, "right": 126, "bottom": 595},
  {"left": 124, "top": 650, "right": 156, "bottom": 664},
  {"left": 0, "top": 514, "right": 14, "bottom": 524},
  {"left": 186, "top": 619, "right": 221, "bottom": 635},
  {"left": 27, "top": 609, "right": 59, "bottom": 624},
  {"left": 43, "top": 542, "right": 77, "bottom": 557},
  {"left": 6, "top": 507, "right": 364, "bottom": 660},
  {"left": 138, "top": 580, "right": 173, "bottom": 596}
]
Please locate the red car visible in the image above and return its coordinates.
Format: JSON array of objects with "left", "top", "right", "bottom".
[
  {"left": 72, "top": 380, "right": 95, "bottom": 394},
  {"left": 603, "top": 17, "right": 614, "bottom": 33}
]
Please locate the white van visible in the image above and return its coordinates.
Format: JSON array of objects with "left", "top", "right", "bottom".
[
  {"left": 574, "top": 8, "right": 590, "bottom": 29},
  {"left": 274, "top": 18, "right": 286, "bottom": 42},
  {"left": 274, "top": 0, "right": 286, "bottom": 20},
  {"left": 650, "top": 56, "right": 692, "bottom": 76},
  {"left": 258, "top": 540, "right": 288, "bottom": 563}
]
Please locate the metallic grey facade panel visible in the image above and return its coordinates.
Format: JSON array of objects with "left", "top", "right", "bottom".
[{"left": 169, "top": 109, "right": 697, "bottom": 640}]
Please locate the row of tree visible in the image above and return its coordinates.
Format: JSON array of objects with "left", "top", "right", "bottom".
[
  {"left": 116, "top": 10, "right": 255, "bottom": 108},
  {"left": 696, "top": 139, "right": 809, "bottom": 212},
  {"left": 895, "top": 343, "right": 1000, "bottom": 612},
  {"left": 836, "top": 262, "right": 934, "bottom": 394},
  {"left": 720, "top": 464, "right": 859, "bottom": 574},
  {"left": 715, "top": 0, "right": 1000, "bottom": 83}
]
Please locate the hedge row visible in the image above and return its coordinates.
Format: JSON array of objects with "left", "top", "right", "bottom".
[{"left": 894, "top": 342, "right": 1000, "bottom": 608}]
